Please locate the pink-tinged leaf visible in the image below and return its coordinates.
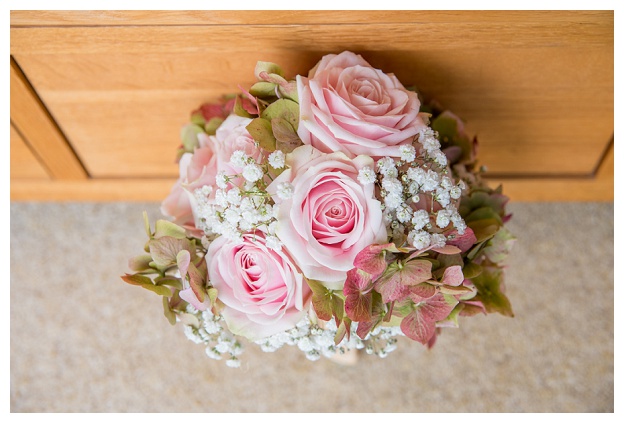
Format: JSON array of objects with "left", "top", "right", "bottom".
[
  {"left": 409, "top": 282, "right": 437, "bottom": 301},
  {"left": 427, "top": 329, "right": 439, "bottom": 349},
  {"left": 401, "top": 293, "right": 458, "bottom": 345},
  {"left": 374, "top": 265, "right": 411, "bottom": 303},
  {"left": 179, "top": 287, "right": 209, "bottom": 311},
  {"left": 176, "top": 250, "right": 191, "bottom": 280},
  {"left": 128, "top": 254, "right": 153, "bottom": 272},
  {"left": 400, "top": 260, "right": 433, "bottom": 286},
  {"left": 334, "top": 318, "right": 352, "bottom": 345},
  {"left": 344, "top": 269, "right": 373, "bottom": 322},
  {"left": 446, "top": 227, "right": 478, "bottom": 253},
  {"left": 121, "top": 273, "right": 152, "bottom": 286},
  {"left": 439, "top": 284, "right": 474, "bottom": 295},
  {"left": 353, "top": 243, "right": 391, "bottom": 278},
  {"left": 459, "top": 300, "right": 487, "bottom": 316},
  {"left": 401, "top": 309, "right": 436, "bottom": 345},
  {"left": 431, "top": 244, "right": 462, "bottom": 255},
  {"left": 331, "top": 295, "right": 345, "bottom": 327},
  {"left": 441, "top": 265, "right": 464, "bottom": 286}
]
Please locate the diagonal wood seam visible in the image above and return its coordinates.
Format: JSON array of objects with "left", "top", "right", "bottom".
[{"left": 10, "top": 56, "right": 88, "bottom": 180}]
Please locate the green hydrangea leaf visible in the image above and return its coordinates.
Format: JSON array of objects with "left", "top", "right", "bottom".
[
  {"left": 246, "top": 118, "right": 276, "bottom": 152},
  {"left": 205, "top": 117, "right": 224, "bottom": 135},
  {"left": 272, "top": 117, "right": 303, "bottom": 153},
  {"left": 128, "top": 254, "right": 154, "bottom": 272},
  {"left": 148, "top": 236, "right": 192, "bottom": 270},
  {"left": 471, "top": 267, "right": 514, "bottom": 317},
  {"left": 249, "top": 81, "right": 277, "bottom": 97},
  {"left": 468, "top": 218, "right": 501, "bottom": 244},
  {"left": 163, "top": 296, "right": 177, "bottom": 325},
  {"left": 462, "top": 262, "right": 483, "bottom": 279},
  {"left": 465, "top": 206, "right": 503, "bottom": 225},
  {"left": 180, "top": 123, "right": 204, "bottom": 152},
  {"left": 234, "top": 95, "right": 253, "bottom": 118},
  {"left": 154, "top": 219, "right": 187, "bottom": 239},
  {"left": 306, "top": 279, "right": 333, "bottom": 321},
  {"left": 254, "top": 61, "right": 285, "bottom": 79},
  {"left": 122, "top": 274, "right": 172, "bottom": 297},
  {"left": 482, "top": 227, "right": 516, "bottom": 263},
  {"left": 261, "top": 98, "right": 299, "bottom": 131}
]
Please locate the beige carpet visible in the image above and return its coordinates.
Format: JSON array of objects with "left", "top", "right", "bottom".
[{"left": 10, "top": 202, "right": 614, "bottom": 412}]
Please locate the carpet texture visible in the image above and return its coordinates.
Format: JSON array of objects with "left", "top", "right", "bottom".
[{"left": 10, "top": 202, "right": 614, "bottom": 412}]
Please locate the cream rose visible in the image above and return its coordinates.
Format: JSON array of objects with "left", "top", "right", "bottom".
[
  {"left": 267, "top": 145, "right": 387, "bottom": 289},
  {"left": 297, "top": 51, "right": 427, "bottom": 159},
  {"left": 206, "top": 232, "right": 311, "bottom": 340}
]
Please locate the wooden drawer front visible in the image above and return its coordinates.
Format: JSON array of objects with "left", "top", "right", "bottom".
[
  {"left": 10, "top": 124, "right": 50, "bottom": 180},
  {"left": 9, "top": 11, "right": 614, "bottom": 201}
]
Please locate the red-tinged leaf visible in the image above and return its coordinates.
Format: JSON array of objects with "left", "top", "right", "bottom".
[
  {"left": 401, "top": 309, "right": 436, "bottom": 345},
  {"left": 121, "top": 273, "right": 152, "bottom": 286},
  {"left": 409, "top": 282, "right": 437, "bottom": 301},
  {"left": 374, "top": 265, "right": 411, "bottom": 303},
  {"left": 331, "top": 295, "right": 345, "bottom": 327},
  {"left": 459, "top": 300, "right": 487, "bottom": 316},
  {"left": 344, "top": 268, "right": 373, "bottom": 322},
  {"left": 431, "top": 244, "right": 462, "bottom": 255},
  {"left": 401, "top": 293, "right": 458, "bottom": 344},
  {"left": 441, "top": 265, "right": 464, "bottom": 286},
  {"left": 353, "top": 244, "right": 392, "bottom": 278},
  {"left": 187, "top": 261, "right": 206, "bottom": 304},
  {"left": 446, "top": 227, "right": 478, "bottom": 253},
  {"left": 427, "top": 329, "right": 440, "bottom": 349},
  {"left": 400, "top": 260, "right": 433, "bottom": 286}
]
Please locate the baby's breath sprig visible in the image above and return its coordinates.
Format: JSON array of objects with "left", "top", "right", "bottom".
[
  {"left": 360, "top": 127, "right": 468, "bottom": 250},
  {"left": 193, "top": 149, "right": 290, "bottom": 250}
]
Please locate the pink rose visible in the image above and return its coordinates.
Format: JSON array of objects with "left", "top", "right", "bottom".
[
  {"left": 297, "top": 51, "right": 427, "bottom": 159},
  {"left": 161, "top": 114, "right": 260, "bottom": 235},
  {"left": 267, "top": 145, "right": 387, "bottom": 289},
  {"left": 207, "top": 232, "right": 312, "bottom": 340},
  {"left": 161, "top": 140, "right": 219, "bottom": 237}
]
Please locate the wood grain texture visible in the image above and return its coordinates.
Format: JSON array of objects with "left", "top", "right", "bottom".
[
  {"left": 10, "top": 124, "right": 50, "bottom": 180},
  {"left": 8, "top": 10, "right": 614, "bottom": 200},
  {"left": 10, "top": 10, "right": 612, "bottom": 27},
  {"left": 10, "top": 59, "right": 87, "bottom": 180}
]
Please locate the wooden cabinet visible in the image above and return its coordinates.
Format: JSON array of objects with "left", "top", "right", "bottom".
[{"left": 10, "top": 10, "right": 614, "bottom": 201}]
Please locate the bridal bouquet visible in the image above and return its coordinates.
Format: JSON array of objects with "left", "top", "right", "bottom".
[{"left": 123, "top": 51, "right": 515, "bottom": 367}]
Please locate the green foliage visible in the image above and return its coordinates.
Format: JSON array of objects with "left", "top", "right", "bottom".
[{"left": 470, "top": 267, "right": 514, "bottom": 317}]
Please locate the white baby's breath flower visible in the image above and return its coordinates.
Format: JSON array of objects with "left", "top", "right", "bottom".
[
  {"left": 410, "top": 230, "right": 431, "bottom": 250},
  {"left": 411, "top": 209, "right": 430, "bottom": 230},
  {"left": 276, "top": 182, "right": 294, "bottom": 200},
  {"left": 242, "top": 163, "right": 264, "bottom": 183},
  {"left": 431, "top": 233, "right": 446, "bottom": 248},
  {"left": 216, "top": 172, "right": 228, "bottom": 189},
  {"left": 230, "top": 150, "right": 249, "bottom": 168},
  {"left": 450, "top": 186, "right": 462, "bottom": 199},
  {"left": 357, "top": 166, "right": 376, "bottom": 185},
  {"left": 399, "top": 144, "right": 416, "bottom": 162},
  {"left": 265, "top": 235, "right": 283, "bottom": 251},
  {"left": 268, "top": 150, "right": 286, "bottom": 169},
  {"left": 436, "top": 210, "right": 452, "bottom": 229},
  {"left": 377, "top": 157, "right": 398, "bottom": 178},
  {"left": 226, "top": 187, "right": 242, "bottom": 205}
]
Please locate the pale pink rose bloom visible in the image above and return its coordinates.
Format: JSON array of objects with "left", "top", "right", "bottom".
[
  {"left": 207, "top": 232, "right": 312, "bottom": 340},
  {"left": 297, "top": 51, "right": 428, "bottom": 159},
  {"left": 267, "top": 145, "right": 387, "bottom": 289},
  {"left": 161, "top": 143, "right": 219, "bottom": 237},
  {"left": 161, "top": 114, "right": 259, "bottom": 236}
]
